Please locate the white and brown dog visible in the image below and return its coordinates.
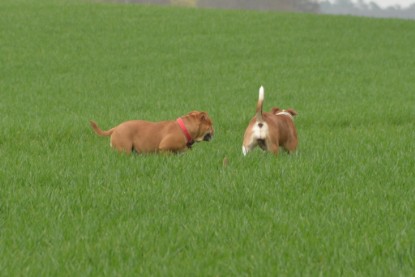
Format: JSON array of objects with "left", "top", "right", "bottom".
[
  {"left": 90, "top": 111, "right": 214, "bottom": 154},
  {"left": 242, "top": 86, "right": 298, "bottom": 156}
]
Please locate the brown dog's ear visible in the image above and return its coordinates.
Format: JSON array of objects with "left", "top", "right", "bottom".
[
  {"left": 271, "top": 107, "right": 281, "bottom": 114},
  {"left": 188, "top": 111, "right": 201, "bottom": 119},
  {"left": 188, "top": 111, "right": 209, "bottom": 121},
  {"left": 199, "top": 111, "right": 209, "bottom": 121},
  {"left": 286, "top": 109, "right": 298, "bottom": 116}
]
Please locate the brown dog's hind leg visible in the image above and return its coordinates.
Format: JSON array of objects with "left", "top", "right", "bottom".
[{"left": 110, "top": 136, "right": 133, "bottom": 154}]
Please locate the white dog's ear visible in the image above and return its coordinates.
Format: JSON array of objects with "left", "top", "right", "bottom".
[
  {"left": 286, "top": 109, "right": 298, "bottom": 116},
  {"left": 271, "top": 107, "right": 281, "bottom": 114}
]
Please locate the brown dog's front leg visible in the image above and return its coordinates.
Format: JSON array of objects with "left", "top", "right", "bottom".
[{"left": 159, "top": 136, "right": 186, "bottom": 154}]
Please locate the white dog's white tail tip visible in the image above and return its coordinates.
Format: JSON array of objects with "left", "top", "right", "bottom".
[{"left": 259, "top": 86, "right": 264, "bottom": 101}]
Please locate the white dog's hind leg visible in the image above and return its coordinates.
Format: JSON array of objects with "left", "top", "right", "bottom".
[{"left": 242, "top": 145, "right": 248, "bottom": 156}]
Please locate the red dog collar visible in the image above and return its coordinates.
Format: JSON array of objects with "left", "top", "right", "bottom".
[{"left": 176, "top": 118, "right": 193, "bottom": 146}]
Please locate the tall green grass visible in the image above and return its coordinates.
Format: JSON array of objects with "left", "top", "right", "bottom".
[{"left": 1, "top": 0, "right": 414, "bottom": 275}]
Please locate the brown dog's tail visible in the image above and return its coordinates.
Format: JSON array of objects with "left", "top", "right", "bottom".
[
  {"left": 255, "top": 86, "right": 264, "bottom": 122},
  {"left": 89, "top": 120, "right": 113, "bottom": 137}
]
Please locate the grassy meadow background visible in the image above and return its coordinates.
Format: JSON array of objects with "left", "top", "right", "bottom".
[{"left": 1, "top": 0, "right": 414, "bottom": 275}]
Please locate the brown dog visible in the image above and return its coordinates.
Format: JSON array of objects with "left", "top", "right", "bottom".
[
  {"left": 242, "top": 86, "right": 298, "bottom": 156},
  {"left": 90, "top": 111, "right": 214, "bottom": 154}
]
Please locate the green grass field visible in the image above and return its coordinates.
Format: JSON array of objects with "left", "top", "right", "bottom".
[{"left": 1, "top": 0, "right": 414, "bottom": 275}]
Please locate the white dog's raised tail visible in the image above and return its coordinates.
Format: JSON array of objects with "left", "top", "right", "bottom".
[
  {"left": 255, "top": 86, "right": 265, "bottom": 122},
  {"left": 259, "top": 86, "right": 264, "bottom": 101}
]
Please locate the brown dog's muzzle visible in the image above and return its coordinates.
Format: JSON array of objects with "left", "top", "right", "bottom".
[{"left": 203, "top": 133, "right": 213, "bottom": 141}]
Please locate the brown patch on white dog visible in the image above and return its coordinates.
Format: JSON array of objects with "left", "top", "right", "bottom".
[
  {"left": 90, "top": 111, "right": 214, "bottom": 154},
  {"left": 242, "top": 86, "right": 298, "bottom": 156}
]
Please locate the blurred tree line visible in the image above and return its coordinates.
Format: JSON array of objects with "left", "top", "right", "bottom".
[
  {"left": 111, "top": 0, "right": 415, "bottom": 20},
  {"left": 319, "top": 0, "right": 415, "bottom": 19},
  {"left": 120, "top": 0, "right": 319, "bottom": 13},
  {"left": 197, "top": 0, "right": 319, "bottom": 12}
]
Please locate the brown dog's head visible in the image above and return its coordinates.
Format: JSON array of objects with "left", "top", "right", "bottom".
[
  {"left": 185, "top": 111, "right": 214, "bottom": 142},
  {"left": 271, "top": 107, "right": 297, "bottom": 117}
]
